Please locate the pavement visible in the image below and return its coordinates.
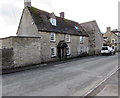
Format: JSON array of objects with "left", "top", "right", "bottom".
[
  {"left": 96, "top": 69, "right": 118, "bottom": 96},
  {"left": 85, "top": 69, "right": 119, "bottom": 97},
  {"left": 2, "top": 54, "right": 118, "bottom": 96}
]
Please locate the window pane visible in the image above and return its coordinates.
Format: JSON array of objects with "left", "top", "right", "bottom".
[
  {"left": 50, "top": 18, "right": 56, "bottom": 26},
  {"left": 66, "top": 46, "right": 70, "bottom": 55},
  {"left": 80, "top": 36, "right": 83, "bottom": 43},
  {"left": 65, "top": 34, "right": 70, "bottom": 42},
  {"left": 50, "top": 33, "right": 55, "bottom": 41},
  {"left": 51, "top": 47, "right": 56, "bottom": 57},
  {"left": 51, "top": 48, "right": 54, "bottom": 55},
  {"left": 52, "top": 19, "right": 56, "bottom": 26}
]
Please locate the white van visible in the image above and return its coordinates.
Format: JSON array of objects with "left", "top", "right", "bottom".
[{"left": 101, "top": 46, "right": 115, "bottom": 55}]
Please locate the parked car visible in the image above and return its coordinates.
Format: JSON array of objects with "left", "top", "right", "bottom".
[{"left": 101, "top": 46, "right": 115, "bottom": 55}]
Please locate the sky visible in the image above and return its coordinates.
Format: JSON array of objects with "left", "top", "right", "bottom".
[{"left": 0, "top": 0, "right": 119, "bottom": 38}]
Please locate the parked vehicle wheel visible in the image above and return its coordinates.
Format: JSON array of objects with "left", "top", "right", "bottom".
[
  {"left": 101, "top": 53, "right": 104, "bottom": 56},
  {"left": 109, "top": 51, "right": 112, "bottom": 55}
]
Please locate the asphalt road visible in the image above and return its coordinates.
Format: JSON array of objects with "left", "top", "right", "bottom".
[{"left": 2, "top": 54, "right": 118, "bottom": 96}]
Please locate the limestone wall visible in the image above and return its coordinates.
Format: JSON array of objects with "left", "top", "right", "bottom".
[{"left": 0, "top": 36, "right": 41, "bottom": 70}]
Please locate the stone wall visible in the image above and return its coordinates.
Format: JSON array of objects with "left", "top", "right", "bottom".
[
  {"left": 80, "top": 20, "right": 103, "bottom": 55},
  {"left": 0, "top": 36, "right": 41, "bottom": 70},
  {"left": 17, "top": 7, "right": 39, "bottom": 37},
  {"left": 39, "top": 31, "right": 89, "bottom": 62},
  {"left": 0, "top": 40, "right": 2, "bottom": 72},
  {"left": 95, "top": 30, "right": 103, "bottom": 55}
]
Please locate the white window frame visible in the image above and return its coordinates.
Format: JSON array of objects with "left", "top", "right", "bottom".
[
  {"left": 66, "top": 45, "right": 70, "bottom": 55},
  {"left": 80, "top": 46, "right": 83, "bottom": 53},
  {"left": 49, "top": 18, "right": 56, "bottom": 26},
  {"left": 65, "top": 34, "right": 70, "bottom": 42},
  {"left": 50, "top": 47, "right": 56, "bottom": 57},
  {"left": 80, "top": 36, "right": 83, "bottom": 43},
  {"left": 87, "top": 47, "right": 89, "bottom": 54},
  {"left": 50, "top": 32, "right": 56, "bottom": 42}
]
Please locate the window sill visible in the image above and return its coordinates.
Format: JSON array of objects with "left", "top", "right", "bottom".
[
  {"left": 80, "top": 42, "right": 83, "bottom": 44},
  {"left": 51, "top": 55, "right": 57, "bottom": 58},
  {"left": 50, "top": 40, "right": 56, "bottom": 42},
  {"left": 67, "top": 54, "right": 71, "bottom": 56},
  {"left": 66, "top": 41, "right": 71, "bottom": 43}
]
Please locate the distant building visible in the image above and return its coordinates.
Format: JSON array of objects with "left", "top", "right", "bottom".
[
  {"left": 103, "top": 27, "right": 120, "bottom": 52},
  {"left": 80, "top": 20, "right": 103, "bottom": 55}
]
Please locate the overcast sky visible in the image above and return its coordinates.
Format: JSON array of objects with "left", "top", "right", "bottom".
[{"left": 0, "top": 0, "right": 119, "bottom": 38}]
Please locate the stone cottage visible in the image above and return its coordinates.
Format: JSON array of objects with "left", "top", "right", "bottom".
[
  {"left": 1, "top": 0, "right": 104, "bottom": 70},
  {"left": 17, "top": 0, "right": 89, "bottom": 63},
  {"left": 80, "top": 20, "right": 103, "bottom": 55},
  {"left": 103, "top": 27, "right": 120, "bottom": 52}
]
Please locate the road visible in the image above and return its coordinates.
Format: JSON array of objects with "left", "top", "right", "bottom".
[{"left": 2, "top": 54, "right": 118, "bottom": 96}]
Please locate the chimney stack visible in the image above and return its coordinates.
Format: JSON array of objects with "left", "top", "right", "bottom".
[
  {"left": 60, "top": 12, "right": 64, "bottom": 18},
  {"left": 24, "top": 0, "right": 31, "bottom": 7},
  {"left": 107, "top": 27, "right": 111, "bottom": 32}
]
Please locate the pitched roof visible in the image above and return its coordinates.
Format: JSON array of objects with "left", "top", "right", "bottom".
[
  {"left": 27, "top": 7, "right": 89, "bottom": 37},
  {"left": 80, "top": 20, "right": 101, "bottom": 35},
  {"left": 111, "top": 30, "right": 120, "bottom": 37}
]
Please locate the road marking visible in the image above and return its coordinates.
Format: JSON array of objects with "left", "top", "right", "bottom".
[{"left": 83, "top": 67, "right": 119, "bottom": 97}]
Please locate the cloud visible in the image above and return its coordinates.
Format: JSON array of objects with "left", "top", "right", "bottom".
[
  {"left": 0, "top": 1, "right": 23, "bottom": 37},
  {"left": 0, "top": 0, "right": 119, "bottom": 38},
  {"left": 33, "top": 0, "right": 53, "bottom": 7},
  {"left": 0, "top": 3, "right": 22, "bottom": 25}
]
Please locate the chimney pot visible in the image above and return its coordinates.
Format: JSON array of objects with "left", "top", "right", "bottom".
[
  {"left": 24, "top": 0, "right": 31, "bottom": 7},
  {"left": 60, "top": 12, "right": 64, "bottom": 18},
  {"left": 107, "top": 27, "right": 111, "bottom": 32}
]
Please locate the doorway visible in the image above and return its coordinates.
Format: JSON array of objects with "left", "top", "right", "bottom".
[{"left": 57, "top": 40, "right": 68, "bottom": 60}]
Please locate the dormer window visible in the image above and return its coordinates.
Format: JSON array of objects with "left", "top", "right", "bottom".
[
  {"left": 49, "top": 12, "right": 56, "bottom": 26},
  {"left": 49, "top": 18, "right": 56, "bottom": 26}
]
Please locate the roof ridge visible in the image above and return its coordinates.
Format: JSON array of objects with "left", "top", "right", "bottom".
[
  {"left": 28, "top": 6, "right": 79, "bottom": 24},
  {"left": 28, "top": 6, "right": 50, "bottom": 14},
  {"left": 80, "top": 20, "right": 96, "bottom": 24}
]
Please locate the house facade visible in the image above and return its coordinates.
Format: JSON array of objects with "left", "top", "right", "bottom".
[
  {"left": 80, "top": 21, "right": 103, "bottom": 55},
  {"left": 103, "top": 27, "right": 120, "bottom": 52},
  {"left": 17, "top": 1, "right": 89, "bottom": 63}
]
